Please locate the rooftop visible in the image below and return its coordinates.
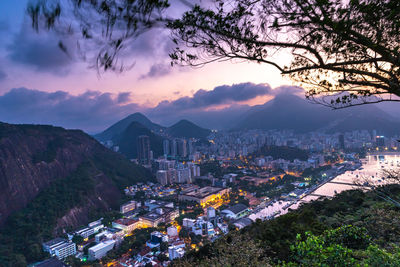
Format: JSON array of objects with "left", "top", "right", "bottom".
[
  {"left": 89, "top": 240, "right": 115, "bottom": 252},
  {"left": 114, "top": 218, "right": 139, "bottom": 226},
  {"left": 222, "top": 203, "right": 248, "bottom": 215},
  {"left": 181, "top": 186, "right": 225, "bottom": 198},
  {"left": 234, "top": 218, "right": 253, "bottom": 228},
  {"left": 43, "top": 238, "right": 66, "bottom": 248}
]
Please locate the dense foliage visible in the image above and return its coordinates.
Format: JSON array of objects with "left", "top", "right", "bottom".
[
  {"left": 0, "top": 147, "right": 153, "bottom": 266},
  {"left": 0, "top": 164, "right": 95, "bottom": 266},
  {"left": 172, "top": 185, "right": 400, "bottom": 266},
  {"left": 32, "top": 136, "right": 65, "bottom": 163}
]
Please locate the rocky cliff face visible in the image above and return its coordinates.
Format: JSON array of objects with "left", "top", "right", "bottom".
[{"left": 0, "top": 122, "right": 152, "bottom": 227}]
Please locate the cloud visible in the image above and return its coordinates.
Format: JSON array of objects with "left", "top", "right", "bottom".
[
  {"left": 0, "top": 20, "right": 9, "bottom": 32},
  {"left": 271, "top": 85, "right": 304, "bottom": 96},
  {"left": 151, "top": 83, "right": 272, "bottom": 113},
  {"left": 146, "top": 84, "right": 307, "bottom": 128},
  {"left": 117, "top": 92, "right": 131, "bottom": 104},
  {"left": 139, "top": 63, "right": 173, "bottom": 80},
  {"left": 0, "top": 84, "right": 306, "bottom": 133},
  {"left": 0, "top": 69, "right": 6, "bottom": 81},
  {"left": 7, "top": 21, "right": 75, "bottom": 74},
  {"left": 0, "top": 88, "right": 139, "bottom": 133}
]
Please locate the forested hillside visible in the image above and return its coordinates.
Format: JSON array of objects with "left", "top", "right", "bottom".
[
  {"left": 0, "top": 122, "right": 154, "bottom": 266},
  {"left": 172, "top": 186, "right": 400, "bottom": 266}
]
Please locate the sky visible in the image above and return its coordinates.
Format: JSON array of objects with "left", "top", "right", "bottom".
[
  {"left": 1, "top": 1, "right": 397, "bottom": 134},
  {"left": 0, "top": 0, "right": 299, "bottom": 133}
]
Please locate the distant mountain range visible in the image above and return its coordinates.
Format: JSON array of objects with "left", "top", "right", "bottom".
[
  {"left": 94, "top": 114, "right": 212, "bottom": 159},
  {"left": 94, "top": 94, "right": 400, "bottom": 159},
  {"left": 95, "top": 112, "right": 164, "bottom": 141},
  {"left": 233, "top": 94, "right": 400, "bottom": 135},
  {"left": 95, "top": 113, "right": 211, "bottom": 142}
]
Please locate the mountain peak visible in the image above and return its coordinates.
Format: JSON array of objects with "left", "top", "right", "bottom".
[
  {"left": 174, "top": 119, "right": 195, "bottom": 126},
  {"left": 95, "top": 112, "right": 164, "bottom": 141},
  {"left": 168, "top": 119, "right": 211, "bottom": 139}
]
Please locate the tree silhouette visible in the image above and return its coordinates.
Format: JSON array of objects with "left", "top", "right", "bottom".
[{"left": 28, "top": 0, "right": 400, "bottom": 108}]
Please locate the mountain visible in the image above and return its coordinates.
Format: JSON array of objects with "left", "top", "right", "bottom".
[
  {"left": 95, "top": 112, "right": 165, "bottom": 141},
  {"left": 234, "top": 94, "right": 400, "bottom": 135},
  {"left": 0, "top": 122, "right": 153, "bottom": 265},
  {"left": 112, "top": 121, "right": 164, "bottom": 159},
  {"left": 167, "top": 119, "right": 212, "bottom": 139}
]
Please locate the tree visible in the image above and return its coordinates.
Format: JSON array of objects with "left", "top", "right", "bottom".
[
  {"left": 9, "top": 254, "right": 27, "bottom": 267},
  {"left": 72, "top": 235, "right": 84, "bottom": 244},
  {"left": 29, "top": 0, "right": 400, "bottom": 108},
  {"left": 172, "top": 234, "right": 270, "bottom": 267}
]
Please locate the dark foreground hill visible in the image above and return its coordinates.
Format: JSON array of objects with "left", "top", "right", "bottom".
[
  {"left": 172, "top": 186, "right": 400, "bottom": 266},
  {"left": 0, "top": 122, "right": 153, "bottom": 265}
]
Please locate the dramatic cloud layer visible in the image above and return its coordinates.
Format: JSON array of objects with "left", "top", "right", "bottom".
[
  {"left": 147, "top": 84, "right": 306, "bottom": 127},
  {"left": 7, "top": 21, "right": 74, "bottom": 74},
  {"left": 0, "top": 88, "right": 139, "bottom": 133},
  {"left": 0, "top": 84, "right": 306, "bottom": 132},
  {"left": 152, "top": 83, "right": 272, "bottom": 113}
]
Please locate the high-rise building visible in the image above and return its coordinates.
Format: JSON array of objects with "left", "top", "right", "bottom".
[
  {"left": 137, "top": 135, "right": 150, "bottom": 165},
  {"left": 177, "top": 139, "right": 187, "bottom": 158},
  {"left": 171, "top": 139, "right": 178, "bottom": 157},
  {"left": 376, "top": 136, "right": 385, "bottom": 147},
  {"left": 163, "top": 139, "right": 170, "bottom": 156},
  {"left": 177, "top": 168, "right": 191, "bottom": 183},
  {"left": 188, "top": 139, "right": 195, "bottom": 155},
  {"left": 157, "top": 170, "right": 169, "bottom": 185},
  {"left": 338, "top": 134, "right": 345, "bottom": 149}
]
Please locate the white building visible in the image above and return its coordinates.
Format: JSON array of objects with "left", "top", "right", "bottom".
[
  {"left": 120, "top": 200, "right": 137, "bottom": 214},
  {"left": 168, "top": 241, "right": 186, "bottom": 260},
  {"left": 88, "top": 240, "right": 116, "bottom": 260},
  {"left": 182, "top": 218, "right": 195, "bottom": 228},
  {"left": 112, "top": 218, "right": 140, "bottom": 235},
  {"left": 75, "top": 227, "right": 94, "bottom": 239},
  {"left": 42, "top": 238, "right": 76, "bottom": 260},
  {"left": 167, "top": 226, "right": 178, "bottom": 237}
]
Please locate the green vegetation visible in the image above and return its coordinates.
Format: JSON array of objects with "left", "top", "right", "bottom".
[
  {"left": 100, "top": 228, "right": 158, "bottom": 263},
  {"left": 32, "top": 136, "right": 65, "bottom": 163},
  {"left": 283, "top": 226, "right": 400, "bottom": 266},
  {"left": 171, "top": 185, "right": 400, "bottom": 266},
  {"left": 301, "top": 165, "right": 332, "bottom": 185},
  {"left": 0, "top": 150, "right": 153, "bottom": 266},
  {"left": 0, "top": 163, "right": 95, "bottom": 266},
  {"left": 253, "top": 146, "right": 309, "bottom": 162},
  {"left": 92, "top": 148, "right": 155, "bottom": 189},
  {"left": 199, "top": 161, "right": 222, "bottom": 177},
  {"left": 236, "top": 174, "right": 298, "bottom": 198}
]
